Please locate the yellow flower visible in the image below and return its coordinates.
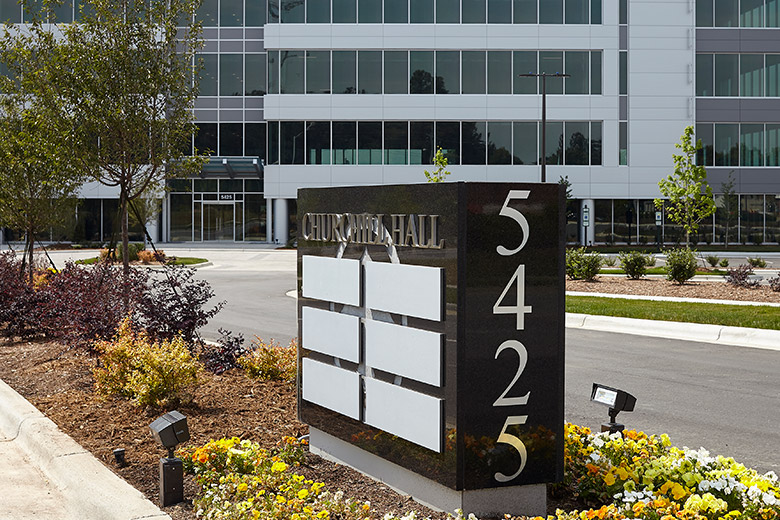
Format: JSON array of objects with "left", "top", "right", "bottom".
[
  {"left": 604, "top": 472, "right": 616, "bottom": 486},
  {"left": 271, "top": 461, "right": 288, "bottom": 473},
  {"left": 298, "top": 489, "right": 309, "bottom": 499},
  {"left": 237, "top": 483, "right": 248, "bottom": 492},
  {"left": 276, "top": 495, "right": 286, "bottom": 504}
]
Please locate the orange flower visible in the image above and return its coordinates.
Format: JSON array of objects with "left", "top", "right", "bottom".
[{"left": 586, "top": 463, "right": 601, "bottom": 475}]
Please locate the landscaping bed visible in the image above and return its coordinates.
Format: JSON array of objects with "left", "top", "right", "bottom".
[{"left": 566, "top": 277, "right": 780, "bottom": 303}]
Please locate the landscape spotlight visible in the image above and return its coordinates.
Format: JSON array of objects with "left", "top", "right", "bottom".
[
  {"left": 590, "top": 383, "right": 636, "bottom": 434},
  {"left": 149, "top": 410, "right": 190, "bottom": 507}
]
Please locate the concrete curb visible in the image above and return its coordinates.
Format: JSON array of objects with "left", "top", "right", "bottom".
[
  {"left": 566, "top": 313, "right": 780, "bottom": 351},
  {"left": 0, "top": 378, "right": 170, "bottom": 520}
]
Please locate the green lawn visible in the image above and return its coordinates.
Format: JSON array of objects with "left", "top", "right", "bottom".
[
  {"left": 76, "top": 256, "right": 207, "bottom": 266},
  {"left": 566, "top": 295, "right": 780, "bottom": 330}
]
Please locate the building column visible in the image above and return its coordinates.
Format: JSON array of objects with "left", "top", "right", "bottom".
[
  {"left": 147, "top": 215, "right": 160, "bottom": 245},
  {"left": 581, "top": 199, "right": 595, "bottom": 246},
  {"left": 273, "top": 198, "right": 289, "bottom": 245}
]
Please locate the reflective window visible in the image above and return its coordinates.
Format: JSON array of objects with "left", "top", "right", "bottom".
[
  {"left": 740, "top": 54, "right": 763, "bottom": 96},
  {"left": 197, "top": 0, "right": 218, "bottom": 25},
  {"left": 220, "top": 123, "right": 243, "bottom": 156},
  {"left": 247, "top": 0, "right": 267, "bottom": 25},
  {"left": 358, "top": 121, "right": 382, "bottom": 164},
  {"left": 714, "top": 0, "right": 738, "bottom": 26},
  {"left": 715, "top": 123, "right": 739, "bottom": 166},
  {"left": 268, "top": 121, "right": 279, "bottom": 164},
  {"left": 697, "top": 0, "right": 713, "bottom": 26},
  {"left": 410, "top": 122, "right": 434, "bottom": 164},
  {"left": 766, "top": 124, "right": 780, "bottom": 166},
  {"left": 488, "top": 0, "right": 510, "bottom": 22},
  {"left": 281, "top": 0, "right": 304, "bottom": 21},
  {"left": 195, "top": 123, "right": 218, "bottom": 153},
  {"left": 487, "top": 122, "right": 512, "bottom": 164},
  {"left": 590, "top": 121, "right": 602, "bottom": 165},
  {"left": 307, "top": 0, "right": 330, "bottom": 20},
  {"left": 333, "top": 0, "right": 356, "bottom": 21},
  {"left": 194, "top": 179, "right": 218, "bottom": 192},
  {"left": 411, "top": 0, "right": 433, "bottom": 22},
  {"left": 741, "top": 123, "right": 763, "bottom": 166},
  {"left": 462, "top": 0, "right": 486, "bottom": 23},
  {"left": 358, "top": 51, "right": 382, "bottom": 94},
  {"left": 590, "top": 0, "right": 600, "bottom": 23},
  {"left": 715, "top": 54, "right": 738, "bottom": 96},
  {"left": 269, "top": 0, "right": 279, "bottom": 22},
  {"left": 591, "top": 50, "right": 602, "bottom": 94},
  {"left": 539, "top": 51, "right": 564, "bottom": 94},
  {"left": 384, "top": 121, "right": 409, "bottom": 164},
  {"left": 307, "top": 51, "right": 331, "bottom": 94},
  {"left": 199, "top": 54, "right": 218, "bottom": 96},
  {"left": 512, "top": 122, "right": 537, "bottom": 164},
  {"left": 333, "top": 51, "right": 357, "bottom": 94},
  {"left": 245, "top": 54, "right": 267, "bottom": 96},
  {"left": 384, "top": 51, "right": 408, "bottom": 94},
  {"left": 436, "top": 122, "right": 460, "bottom": 164},
  {"left": 619, "top": 51, "right": 627, "bottom": 95},
  {"left": 513, "top": 0, "right": 536, "bottom": 22},
  {"left": 513, "top": 51, "right": 537, "bottom": 94},
  {"left": 268, "top": 52, "right": 279, "bottom": 94},
  {"left": 539, "top": 0, "right": 562, "bottom": 23},
  {"left": 565, "top": 121, "right": 589, "bottom": 164},
  {"left": 358, "top": 0, "right": 381, "bottom": 22},
  {"left": 462, "top": 51, "right": 486, "bottom": 94},
  {"left": 280, "top": 50, "right": 304, "bottom": 94},
  {"left": 410, "top": 51, "right": 434, "bottom": 94},
  {"left": 280, "top": 121, "right": 304, "bottom": 164},
  {"left": 565, "top": 0, "right": 587, "bottom": 23},
  {"left": 767, "top": 55, "right": 780, "bottom": 96},
  {"left": 462, "top": 122, "right": 486, "bottom": 164},
  {"left": 52, "top": 0, "right": 72, "bottom": 22},
  {"left": 245, "top": 123, "right": 267, "bottom": 160},
  {"left": 221, "top": 0, "right": 243, "bottom": 26},
  {"left": 488, "top": 51, "right": 511, "bottom": 94},
  {"left": 769, "top": 0, "right": 780, "bottom": 26},
  {"left": 696, "top": 123, "right": 714, "bottom": 166},
  {"left": 741, "top": 0, "right": 763, "bottom": 26},
  {"left": 437, "top": 0, "right": 459, "bottom": 21},
  {"left": 385, "top": 0, "right": 407, "bottom": 22},
  {"left": 619, "top": 121, "right": 627, "bottom": 165},
  {"left": 333, "top": 122, "right": 357, "bottom": 164},
  {"left": 220, "top": 54, "right": 243, "bottom": 96},
  {"left": 307, "top": 122, "right": 331, "bottom": 164},
  {"left": 170, "top": 194, "right": 193, "bottom": 242},
  {"left": 565, "top": 51, "right": 588, "bottom": 94},
  {"left": 544, "top": 121, "right": 563, "bottom": 165},
  {"left": 696, "top": 54, "right": 714, "bottom": 96},
  {"left": 436, "top": 51, "right": 459, "bottom": 94}
]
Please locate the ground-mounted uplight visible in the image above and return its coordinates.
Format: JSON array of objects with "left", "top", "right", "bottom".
[
  {"left": 149, "top": 410, "right": 190, "bottom": 507},
  {"left": 590, "top": 383, "right": 636, "bottom": 434}
]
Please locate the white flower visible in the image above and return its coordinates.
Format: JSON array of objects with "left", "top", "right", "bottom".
[
  {"left": 764, "top": 471, "right": 778, "bottom": 483},
  {"left": 592, "top": 436, "right": 605, "bottom": 448},
  {"left": 747, "top": 485, "right": 762, "bottom": 500},
  {"left": 699, "top": 480, "right": 711, "bottom": 491},
  {"left": 590, "top": 452, "right": 601, "bottom": 463},
  {"left": 763, "top": 492, "right": 778, "bottom": 506}
]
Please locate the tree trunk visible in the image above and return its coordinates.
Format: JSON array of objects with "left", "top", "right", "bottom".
[
  {"left": 120, "top": 188, "right": 130, "bottom": 312},
  {"left": 26, "top": 227, "right": 34, "bottom": 286}
]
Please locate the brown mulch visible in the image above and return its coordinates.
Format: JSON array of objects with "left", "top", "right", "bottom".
[
  {"left": 567, "top": 276, "right": 780, "bottom": 303},
  {"left": 0, "top": 339, "right": 452, "bottom": 520}
]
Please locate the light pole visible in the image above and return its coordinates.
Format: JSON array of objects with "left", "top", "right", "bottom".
[{"left": 518, "top": 72, "right": 569, "bottom": 183}]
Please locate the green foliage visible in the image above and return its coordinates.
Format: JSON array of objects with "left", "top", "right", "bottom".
[
  {"left": 93, "top": 317, "right": 199, "bottom": 408},
  {"left": 719, "top": 258, "right": 730, "bottom": 268},
  {"left": 719, "top": 171, "right": 739, "bottom": 247},
  {"left": 617, "top": 251, "right": 650, "bottom": 279},
  {"left": 565, "top": 247, "right": 602, "bottom": 281},
  {"left": 239, "top": 338, "right": 298, "bottom": 382},
  {"left": 603, "top": 255, "right": 616, "bottom": 267},
  {"left": 705, "top": 254, "right": 720, "bottom": 267},
  {"left": 665, "top": 248, "right": 698, "bottom": 284},
  {"left": 747, "top": 257, "right": 767, "bottom": 268},
  {"left": 654, "top": 126, "right": 716, "bottom": 247},
  {"left": 424, "top": 147, "right": 451, "bottom": 183}
]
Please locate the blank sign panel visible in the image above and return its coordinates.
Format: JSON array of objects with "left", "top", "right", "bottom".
[
  {"left": 302, "top": 307, "right": 360, "bottom": 362},
  {"left": 364, "top": 262, "right": 443, "bottom": 321},
  {"left": 364, "top": 320, "right": 443, "bottom": 387},
  {"left": 302, "top": 256, "right": 361, "bottom": 306},
  {"left": 302, "top": 358, "right": 361, "bottom": 420}
]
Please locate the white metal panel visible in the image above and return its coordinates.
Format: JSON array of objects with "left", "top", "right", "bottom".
[
  {"left": 302, "top": 256, "right": 361, "bottom": 306},
  {"left": 364, "top": 378, "right": 442, "bottom": 452},
  {"left": 364, "top": 262, "right": 442, "bottom": 321},
  {"left": 364, "top": 320, "right": 442, "bottom": 386},
  {"left": 302, "top": 307, "right": 361, "bottom": 362},
  {"left": 302, "top": 358, "right": 361, "bottom": 420}
]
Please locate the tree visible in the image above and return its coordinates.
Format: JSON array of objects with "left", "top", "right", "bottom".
[
  {"left": 654, "top": 126, "right": 716, "bottom": 248},
  {"left": 17, "top": 0, "right": 207, "bottom": 300},
  {"left": 424, "top": 147, "right": 451, "bottom": 183},
  {"left": 0, "top": 26, "right": 85, "bottom": 285},
  {"left": 719, "top": 170, "right": 738, "bottom": 248}
]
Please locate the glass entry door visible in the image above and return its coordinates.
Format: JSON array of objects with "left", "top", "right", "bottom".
[{"left": 203, "top": 203, "right": 235, "bottom": 241}]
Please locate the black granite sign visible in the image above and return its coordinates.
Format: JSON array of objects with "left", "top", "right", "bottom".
[{"left": 297, "top": 182, "right": 564, "bottom": 490}]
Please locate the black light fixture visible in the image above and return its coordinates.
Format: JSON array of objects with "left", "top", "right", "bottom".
[
  {"left": 113, "top": 448, "right": 127, "bottom": 467},
  {"left": 149, "top": 410, "right": 190, "bottom": 507},
  {"left": 590, "top": 383, "right": 636, "bottom": 434}
]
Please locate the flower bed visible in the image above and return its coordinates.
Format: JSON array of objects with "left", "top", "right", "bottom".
[{"left": 179, "top": 425, "right": 779, "bottom": 520}]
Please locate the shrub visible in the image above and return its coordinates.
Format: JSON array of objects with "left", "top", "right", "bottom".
[
  {"left": 93, "top": 317, "right": 199, "bottom": 408},
  {"left": 719, "top": 258, "right": 730, "bottom": 268},
  {"left": 617, "top": 251, "right": 650, "bottom": 280},
  {"left": 565, "top": 248, "right": 602, "bottom": 281},
  {"left": 726, "top": 265, "right": 759, "bottom": 288},
  {"left": 645, "top": 254, "right": 657, "bottom": 267},
  {"left": 239, "top": 338, "right": 298, "bottom": 382},
  {"left": 770, "top": 276, "right": 780, "bottom": 292},
  {"left": 134, "top": 266, "right": 225, "bottom": 346},
  {"left": 0, "top": 252, "right": 38, "bottom": 338},
  {"left": 665, "top": 248, "right": 698, "bottom": 284},
  {"left": 137, "top": 249, "right": 166, "bottom": 264},
  {"left": 603, "top": 256, "right": 616, "bottom": 267},
  {"left": 747, "top": 256, "right": 767, "bottom": 268},
  {"left": 199, "top": 329, "right": 249, "bottom": 375},
  {"left": 100, "top": 242, "right": 145, "bottom": 262},
  {"left": 705, "top": 254, "right": 720, "bottom": 267}
]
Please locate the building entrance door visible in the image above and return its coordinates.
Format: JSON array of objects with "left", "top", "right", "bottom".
[{"left": 203, "top": 203, "right": 234, "bottom": 241}]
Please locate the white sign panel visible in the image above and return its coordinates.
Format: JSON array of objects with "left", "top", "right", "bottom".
[
  {"left": 364, "top": 262, "right": 443, "bottom": 321},
  {"left": 302, "top": 358, "right": 361, "bottom": 420},
  {"left": 302, "top": 256, "right": 361, "bottom": 306},
  {"left": 365, "top": 320, "right": 443, "bottom": 387},
  {"left": 302, "top": 307, "right": 360, "bottom": 363}
]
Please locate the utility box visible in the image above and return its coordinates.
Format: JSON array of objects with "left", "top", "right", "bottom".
[{"left": 297, "top": 182, "right": 565, "bottom": 517}]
